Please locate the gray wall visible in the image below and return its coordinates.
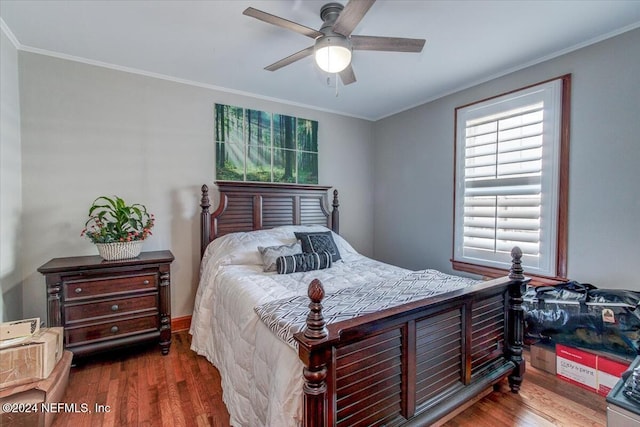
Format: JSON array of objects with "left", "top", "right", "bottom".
[
  {"left": 16, "top": 52, "right": 375, "bottom": 322},
  {"left": 1, "top": 29, "right": 23, "bottom": 321},
  {"left": 373, "top": 28, "right": 640, "bottom": 290}
]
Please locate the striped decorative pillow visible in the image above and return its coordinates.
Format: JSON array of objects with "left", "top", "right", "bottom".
[{"left": 276, "top": 251, "right": 332, "bottom": 274}]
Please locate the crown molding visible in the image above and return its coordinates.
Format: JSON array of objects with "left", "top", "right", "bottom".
[
  {"left": 375, "top": 22, "right": 640, "bottom": 121},
  {"left": 9, "top": 38, "right": 372, "bottom": 122},
  {"left": 0, "top": 18, "right": 21, "bottom": 49}
]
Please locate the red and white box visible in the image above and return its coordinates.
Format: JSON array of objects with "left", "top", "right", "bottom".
[
  {"left": 556, "top": 343, "right": 631, "bottom": 395},
  {"left": 597, "top": 354, "right": 630, "bottom": 397},
  {"left": 556, "top": 344, "right": 598, "bottom": 392}
]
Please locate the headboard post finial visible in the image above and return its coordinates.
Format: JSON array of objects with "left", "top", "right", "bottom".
[
  {"left": 331, "top": 189, "right": 340, "bottom": 234},
  {"left": 200, "top": 185, "right": 212, "bottom": 257},
  {"left": 200, "top": 185, "right": 211, "bottom": 212}
]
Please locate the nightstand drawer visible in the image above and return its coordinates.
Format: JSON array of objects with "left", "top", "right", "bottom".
[
  {"left": 66, "top": 314, "right": 160, "bottom": 346},
  {"left": 64, "top": 273, "right": 157, "bottom": 300},
  {"left": 65, "top": 294, "right": 158, "bottom": 324}
]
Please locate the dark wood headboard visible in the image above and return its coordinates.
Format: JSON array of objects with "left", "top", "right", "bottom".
[{"left": 200, "top": 181, "right": 339, "bottom": 256}]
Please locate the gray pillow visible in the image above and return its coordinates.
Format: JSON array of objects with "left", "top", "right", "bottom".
[{"left": 258, "top": 242, "right": 302, "bottom": 272}]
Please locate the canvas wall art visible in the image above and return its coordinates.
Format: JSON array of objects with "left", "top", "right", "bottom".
[{"left": 215, "top": 103, "right": 318, "bottom": 184}]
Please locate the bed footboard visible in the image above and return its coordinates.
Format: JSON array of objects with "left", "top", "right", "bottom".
[{"left": 295, "top": 248, "right": 529, "bottom": 427}]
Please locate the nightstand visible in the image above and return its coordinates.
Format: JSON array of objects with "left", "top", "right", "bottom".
[{"left": 38, "top": 250, "right": 174, "bottom": 358}]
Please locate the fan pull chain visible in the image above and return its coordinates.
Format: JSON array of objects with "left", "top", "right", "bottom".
[{"left": 326, "top": 74, "right": 340, "bottom": 97}]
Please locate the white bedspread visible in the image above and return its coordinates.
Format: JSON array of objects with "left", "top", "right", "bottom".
[{"left": 189, "top": 226, "right": 408, "bottom": 427}]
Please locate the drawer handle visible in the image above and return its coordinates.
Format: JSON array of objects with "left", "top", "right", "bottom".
[
  {"left": 75, "top": 288, "right": 82, "bottom": 294},
  {"left": 110, "top": 326, "right": 119, "bottom": 333},
  {"left": 111, "top": 304, "right": 119, "bottom": 312},
  {"left": 143, "top": 280, "right": 150, "bottom": 285}
]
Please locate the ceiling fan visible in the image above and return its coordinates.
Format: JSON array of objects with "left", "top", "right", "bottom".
[{"left": 243, "top": 0, "right": 426, "bottom": 85}]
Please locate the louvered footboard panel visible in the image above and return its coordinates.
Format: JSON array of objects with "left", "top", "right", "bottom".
[
  {"left": 471, "top": 294, "right": 506, "bottom": 376},
  {"left": 335, "top": 328, "right": 404, "bottom": 427},
  {"left": 415, "top": 308, "right": 463, "bottom": 406}
]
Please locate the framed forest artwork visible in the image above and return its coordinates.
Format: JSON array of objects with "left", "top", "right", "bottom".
[{"left": 214, "top": 103, "right": 319, "bottom": 184}]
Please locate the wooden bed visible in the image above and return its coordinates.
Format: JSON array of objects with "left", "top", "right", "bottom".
[{"left": 200, "top": 181, "right": 528, "bottom": 427}]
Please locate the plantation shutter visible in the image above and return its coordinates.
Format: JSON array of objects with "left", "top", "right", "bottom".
[
  {"left": 454, "top": 79, "right": 563, "bottom": 277},
  {"left": 464, "top": 102, "right": 543, "bottom": 255}
]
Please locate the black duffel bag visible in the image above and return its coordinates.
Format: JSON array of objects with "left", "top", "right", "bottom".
[{"left": 523, "top": 281, "right": 640, "bottom": 355}]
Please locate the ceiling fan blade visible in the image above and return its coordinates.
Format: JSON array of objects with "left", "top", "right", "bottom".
[
  {"left": 243, "top": 7, "right": 323, "bottom": 39},
  {"left": 332, "top": 0, "right": 376, "bottom": 36},
  {"left": 351, "top": 35, "right": 426, "bottom": 52},
  {"left": 339, "top": 64, "right": 357, "bottom": 85},
  {"left": 264, "top": 46, "right": 315, "bottom": 71}
]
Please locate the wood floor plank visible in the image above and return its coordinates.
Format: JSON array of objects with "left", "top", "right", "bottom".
[
  {"left": 102, "top": 378, "right": 119, "bottom": 427},
  {"left": 50, "top": 332, "right": 608, "bottom": 427},
  {"left": 137, "top": 352, "right": 152, "bottom": 426},
  {"left": 156, "top": 360, "right": 175, "bottom": 427}
]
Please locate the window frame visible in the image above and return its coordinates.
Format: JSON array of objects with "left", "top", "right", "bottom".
[{"left": 452, "top": 75, "right": 571, "bottom": 284}]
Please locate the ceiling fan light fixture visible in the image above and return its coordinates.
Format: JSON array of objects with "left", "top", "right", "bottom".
[{"left": 314, "top": 36, "right": 352, "bottom": 73}]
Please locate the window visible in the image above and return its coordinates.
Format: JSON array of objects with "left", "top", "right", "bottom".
[{"left": 453, "top": 76, "right": 570, "bottom": 281}]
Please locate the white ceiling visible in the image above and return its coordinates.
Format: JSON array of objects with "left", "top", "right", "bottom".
[{"left": 2, "top": 0, "right": 640, "bottom": 121}]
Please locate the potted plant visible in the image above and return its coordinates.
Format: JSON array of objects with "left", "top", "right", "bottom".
[{"left": 81, "top": 195, "right": 155, "bottom": 260}]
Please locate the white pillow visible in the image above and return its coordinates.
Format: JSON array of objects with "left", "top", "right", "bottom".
[{"left": 258, "top": 242, "right": 302, "bottom": 272}]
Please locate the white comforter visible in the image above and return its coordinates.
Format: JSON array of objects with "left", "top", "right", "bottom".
[{"left": 189, "top": 225, "right": 408, "bottom": 427}]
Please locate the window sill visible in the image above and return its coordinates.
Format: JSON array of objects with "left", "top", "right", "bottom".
[{"left": 451, "top": 260, "right": 567, "bottom": 287}]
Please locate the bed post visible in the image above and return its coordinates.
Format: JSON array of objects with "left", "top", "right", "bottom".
[
  {"left": 506, "top": 246, "right": 529, "bottom": 393},
  {"left": 301, "top": 279, "right": 329, "bottom": 427},
  {"left": 331, "top": 189, "right": 339, "bottom": 234},
  {"left": 200, "top": 185, "right": 211, "bottom": 257}
]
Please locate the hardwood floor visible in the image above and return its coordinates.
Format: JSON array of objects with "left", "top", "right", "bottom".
[
  {"left": 51, "top": 332, "right": 230, "bottom": 427},
  {"left": 51, "top": 331, "right": 607, "bottom": 427}
]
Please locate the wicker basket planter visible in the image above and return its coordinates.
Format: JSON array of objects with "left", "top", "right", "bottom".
[{"left": 95, "top": 241, "right": 144, "bottom": 261}]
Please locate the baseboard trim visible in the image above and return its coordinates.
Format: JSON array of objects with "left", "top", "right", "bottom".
[{"left": 171, "top": 315, "right": 192, "bottom": 332}]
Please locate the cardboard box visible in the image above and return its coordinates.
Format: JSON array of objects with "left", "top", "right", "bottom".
[
  {"left": 556, "top": 344, "right": 631, "bottom": 395},
  {"left": 0, "top": 318, "right": 40, "bottom": 341},
  {"left": 0, "top": 350, "right": 72, "bottom": 427},
  {"left": 530, "top": 343, "right": 556, "bottom": 375},
  {"left": 0, "top": 328, "right": 64, "bottom": 389},
  {"left": 556, "top": 344, "right": 598, "bottom": 392}
]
